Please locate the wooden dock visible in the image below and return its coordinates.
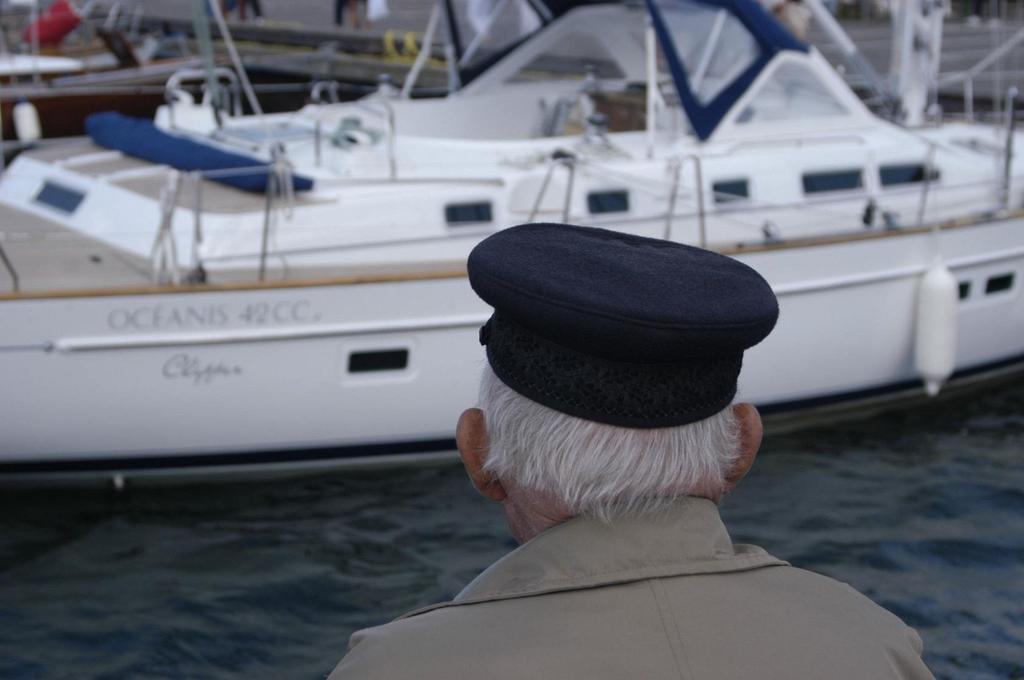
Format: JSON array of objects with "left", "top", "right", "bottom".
[{"left": 132, "top": 2, "right": 448, "bottom": 92}]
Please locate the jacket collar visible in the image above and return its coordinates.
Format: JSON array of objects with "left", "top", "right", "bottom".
[{"left": 401, "top": 497, "right": 787, "bottom": 619}]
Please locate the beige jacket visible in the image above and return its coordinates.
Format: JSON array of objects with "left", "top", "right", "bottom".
[{"left": 329, "top": 498, "right": 933, "bottom": 679}]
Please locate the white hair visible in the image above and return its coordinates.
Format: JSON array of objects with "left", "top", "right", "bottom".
[{"left": 478, "top": 365, "right": 741, "bottom": 522}]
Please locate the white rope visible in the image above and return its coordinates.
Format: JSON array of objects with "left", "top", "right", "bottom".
[
  {"left": 189, "top": 171, "right": 205, "bottom": 278},
  {"left": 265, "top": 146, "right": 296, "bottom": 278},
  {"left": 150, "top": 171, "right": 182, "bottom": 285},
  {"left": 271, "top": 146, "right": 297, "bottom": 219}
]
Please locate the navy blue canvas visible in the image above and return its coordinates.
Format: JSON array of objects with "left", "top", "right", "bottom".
[
  {"left": 86, "top": 112, "right": 314, "bottom": 194},
  {"left": 534, "top": 0, "right": 616, "bottom": 19},
  {"left": 468, "top": 223, "right": 778, "bottom": 427},
  {"left": 646, "top": 0, "right": 808, "bottom": 141}
]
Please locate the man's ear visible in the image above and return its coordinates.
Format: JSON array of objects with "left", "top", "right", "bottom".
[
  {"left": 457, "top": 408, "right": 506, "bottom": 502},
  {"left": 723, "top": 403, "right": 763, "bottom": 494}
]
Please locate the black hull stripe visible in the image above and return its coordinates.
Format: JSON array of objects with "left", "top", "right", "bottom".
[
  {"left": 4, "top": 352, "right": 1024, "bottom": 476},
  {"left": 0, "top": 438, "right": 458, "bottom": 475},
  {"left": 758, "top": 350, "right": 1024, "bottom": 415}
]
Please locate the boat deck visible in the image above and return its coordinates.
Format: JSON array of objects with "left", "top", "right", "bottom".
[
  {"left": 3, "top": 139, "right": 467, "bottom": 295},
  {"left": 24, "top": 141, "right": 316, "bottom": 214},
  {"left": 0, "top": 203, "right": 151, "bottom": 293}
]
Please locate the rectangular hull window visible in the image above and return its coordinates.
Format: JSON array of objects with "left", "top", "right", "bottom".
[
  {"left": 880, "top": 164, "right": 940, "bottom": 187},
  {"left": 802, "top": 169, "right": 862, "bottom": 194},
  {"left": 348, "top": 349, "right": 409, "bottom": 373},
  {"left": 446, "top": 202, "right": 493, "bottom": 225},
  {"left": 985, "top": 273, "right": 1014, "bottom": 295},
  {"left": 34, "top": 181, "right": 85, "bottom": 214},
  {"left": 587, "top": 190, "right": 630, "bottom": 214},
  {"left": 712, "top": 179, "right": 749, "bottom": 204}
]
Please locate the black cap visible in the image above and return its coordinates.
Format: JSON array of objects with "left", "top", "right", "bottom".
[{"left": 468, "top": 223, "right": 778, "bottom": 428}]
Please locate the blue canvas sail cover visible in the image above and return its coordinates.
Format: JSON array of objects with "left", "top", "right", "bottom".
[
  {"left": 85, "top": 112, "right": 314, "bottom": 193},
  {"left": 645, "top": 0, "right": 808, "bottom": 140}
]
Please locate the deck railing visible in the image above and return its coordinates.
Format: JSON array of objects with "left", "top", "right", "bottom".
[
  {"left": 527, "top": 152, "right": 577, "bottom": 224},
  {"left": 939, "top": 26, "right": 1024, "bottom": 120},
  {"left": 164, "top": 68, "right": 244, "bottom": 129},
  {"left": 665, "top": 155, "right": 707, "bottom": 248},
  {"left": 1003, "top": 87, "right": 1019, "bottom": 208}
]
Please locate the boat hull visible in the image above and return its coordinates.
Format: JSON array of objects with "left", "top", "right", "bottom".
[{"left": 2, "top": 217, "right": 1023, "bottom": 479}]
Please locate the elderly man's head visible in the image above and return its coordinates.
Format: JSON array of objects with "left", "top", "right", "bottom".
[
  {"left": 458, "top": 366, "right": 763, "bottom": 542},
  {"left": 462, "top": 224, "right": 778, "bottom": 542}
]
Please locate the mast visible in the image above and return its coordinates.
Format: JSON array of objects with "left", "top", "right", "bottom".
[{"left": 891, "top": 0, "right": 945, "bottom": 126}]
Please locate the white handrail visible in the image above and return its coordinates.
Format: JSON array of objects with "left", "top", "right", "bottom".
[
  {"left": 940, "top": 26, "right": 1024, "bottom": 85},
  {"left": 356, "top": 98, "right": 398, "bottom": 179},
  {"left": 939, "top": 25, "right": 1024, "bottom": 119},
  {"left": 527, "top": 152, "right": 576, "bottom": 222},
  {"left": 310, "top": 81, "right": 341, "bottom": 104},
  {"left": 165, "top": 67, "right": 243, "bottom": 128},
  {"left": 660, "top": 155, "right": 705, "bottom": 246}
]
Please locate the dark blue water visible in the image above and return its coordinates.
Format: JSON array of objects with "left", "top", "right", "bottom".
[{"left": 1, "top": 383, "right": 1023, "bottom": 679}]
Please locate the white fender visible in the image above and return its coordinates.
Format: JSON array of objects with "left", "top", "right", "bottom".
[
  {"left": 914, "top": 260, "right": 959, "bottom": 396},
  {"left": 12, "top": 100, "right": 41, "bottom": 142}
]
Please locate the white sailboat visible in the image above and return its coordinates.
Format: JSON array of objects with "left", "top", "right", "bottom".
[{"left": 0, "top": 0, "right": 1021, "bottom": 480}]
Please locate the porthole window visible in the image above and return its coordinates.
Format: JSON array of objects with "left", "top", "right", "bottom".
[
  {"left": 348, "top": 349, "right": 409, "bottom": 373},
  {"left": 802, "top": 169, "right": 862, "bottom": 194},
  {"left": 985, "top": 273, "right": 1014, "bottom": 295},
  {"left": 712, "top": 179, "right": 749, "bottom": 204},
  {"left": 445, "top": 202, "right": 493, "bottom": 226},
  {"left": 587, "top": 190, "right": 630, "bottom": 215}
]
